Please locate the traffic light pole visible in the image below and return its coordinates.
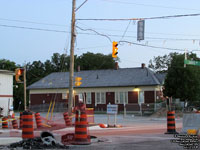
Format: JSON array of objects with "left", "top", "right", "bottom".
[
  {"left": 68, "top": 0, "right": 76, "bottom": 115},
  {"left": 24, "top": 65, "right": 27, "bottom": 110}
]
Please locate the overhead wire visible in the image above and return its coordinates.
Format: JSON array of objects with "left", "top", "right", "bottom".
[
  {"left": 0, "top": 18, "right": 67, "bottom": 27},
  {"left": 76, "top": 0, "right": 88, "bottom": 12},
  {"left": 0, "top": 17, "right": 200, "bottom": 37},
  {"left": 119, "top": 40, "right": 200, "bottom": 52},
  {"left": 76, "top": 25, "right": 112, "bottom": 43},
  {"left": 77, "top": 21, "right": 200, "bottom": 37},
  {"left": 120, "top": 20, "right": 132, "bottom": 41},
  {"left": 76, "top": 45, "right": 110, "bottom": 51},
  {"left": 78, "top": 31, "right": 200, "bottom": 41},
  {"left": 0, "top": 24, "right": 68, "bottom": 33},
  {"left": 1, "top": 23, "right": 200, "bottom": 53},
  {"left": 2, "top": 23, "right": 200, "bottom": 41},
  {"left": 100, "top": 0, "right": 200, "bottom": 11},
  {"left": 76, "top": 13, "right": 200, "bottom": 21}
]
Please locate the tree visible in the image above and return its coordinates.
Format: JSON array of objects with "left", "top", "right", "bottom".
[
  {"left": 148, "top": 53, "right": 177, "bottom": 73},
  {"left": 26, "top": 61, "right": 46, "bottom": 86},
  {"left": 163, "top": 52, "right": 200, "bottom": 106},
  {"left": 50, "top": 53, "right": 70, "bottom": 72},
  {"left": 76, "top": 52, "right": 117, "bottom": 70},
  {"left": 0, "top": 59, "right": 17, "bottom": 71}
]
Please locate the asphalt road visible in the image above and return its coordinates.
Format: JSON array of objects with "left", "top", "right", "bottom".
[{"left": 0, "top": 113, "right": 195, "bottom": 150}]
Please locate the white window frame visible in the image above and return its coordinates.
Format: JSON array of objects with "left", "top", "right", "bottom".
[
  {"left": 95, "top": 92, "right": 106, "bottom": 105},
  {"left": 115, "top": 92, "right": 128, "bottom": 104},
  {"left": 86, "top": 92, "right": 92, "bottom": 104}
]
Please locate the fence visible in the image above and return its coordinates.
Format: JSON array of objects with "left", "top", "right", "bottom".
[
  {"left": 29, "top": 102, "right": 68, "bottom": 112},
  {"left": 125, "top": 101, "right": 184, "bottom": 115},
  {"left": 29, "top": 101, "right": 184, "bottom": 115}
]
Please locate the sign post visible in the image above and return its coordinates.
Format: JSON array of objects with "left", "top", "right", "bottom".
[{"left": 107, "top": 104, "right": 118, "bottom": 127}]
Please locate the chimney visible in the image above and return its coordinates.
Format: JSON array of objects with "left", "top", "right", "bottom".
[
  {"left": 77, "top": 65, "right": 80, "bottom": 72},
  {"left": 115, "top": 62, "right": 119, "bottom": 70},
  {"left": 141, "top": 63, "right": 145, "bottom": 69}
]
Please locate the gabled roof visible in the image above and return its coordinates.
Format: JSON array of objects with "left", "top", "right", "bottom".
[
  {"left": 27, "top": 67, "right": 166, "bottom": 90},
  {"left": 154, "top": 73, "right": 167, "bottom": 84},
  {"left": 0, "top": 70, "right": 14, "bottom": 75}
]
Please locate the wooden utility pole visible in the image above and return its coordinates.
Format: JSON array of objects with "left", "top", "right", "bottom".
[
  {"left": 68, "top": 0, "right": 76, "bottom": 115},
  {"left": 24, "top": 65, "right": 27, "bottom": 110}
]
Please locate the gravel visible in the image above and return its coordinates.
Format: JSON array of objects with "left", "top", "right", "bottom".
[{"left": 5, "top": 137, "right": 69, "bottom": 150}]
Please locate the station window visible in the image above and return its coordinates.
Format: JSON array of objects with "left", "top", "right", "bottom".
[
  {"left": 115, "top": 92, "right": 128, "bottom": 104},
  {"left": 86, "top": 92, "right": 92, "bottom": 104},
  {"left": 95, "top": 92, "right": 106, "bottom": 104}
]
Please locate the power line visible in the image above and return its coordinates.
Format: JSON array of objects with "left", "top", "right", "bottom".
[
  {"left": 76, "top": 25, "right": 112, "bottom": 42},
  {"left": 100, "top": 0, "right": 200, "bottom": 11},
  {"left": 76, "top": 45, "right": 110, "bottom": 50},
  {"left": 1, "top": 23, "right": 200, "bottom": 42},
  {"left": 0, "top": 18, "right": 67, "bottom": 27},
  {"left": 0, "top": 24, "right": 69, "bottom": 33},
  {"left": 77, "top": 22, "right": 200, "bottom": 37},
  {"left": 120, "top": 20, "right": 132, "bottom": 41},
  {"left": 78, "top": 31, "right": 200, "bottom": 41},
  {"left": 76, "top": 0, "right": 88, "bottom": 12},
  {"left": 119, "top": 40, "right": 200, "bottom": 52},
  {"left": 0, "top": 17, "right": 200, "bottom": 37},
  {"left": 76, "top": 13, "right": 200, "bottom": 21}
]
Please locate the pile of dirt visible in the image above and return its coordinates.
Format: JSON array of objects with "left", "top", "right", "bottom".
[{"left": 7, "top": 137, "right": 69, "bottom": 149}]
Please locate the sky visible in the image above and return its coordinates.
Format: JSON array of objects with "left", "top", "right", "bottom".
[{"left": 1, "top": 0, "right": 200, "bottom": 68}]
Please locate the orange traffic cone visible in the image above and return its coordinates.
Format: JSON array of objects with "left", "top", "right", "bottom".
[
  {"left": 72, "top": 109, "right": 91, "bottom": 145},
  {"left": 2, "top": 117, "right": 8, "bottom": 129},
  {"left": 63, "top": 112, "right": 71, "bottom": 126},
  {"left": 165, "top": 111, "right": 178, "bottom": 134},
  {"left": 11, "top": 117, "right": 18, "bottom": 129},
  {"left": 35, "top": 112, "right": 43, "bottom": 128}
]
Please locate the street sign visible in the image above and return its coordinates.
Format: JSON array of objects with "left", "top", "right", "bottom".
[
  {"left": 184, "top": 59, "right": 200, "bottom": 66},
  {"left": 107, "top": 104, "right": 118, "bottom": 115}
]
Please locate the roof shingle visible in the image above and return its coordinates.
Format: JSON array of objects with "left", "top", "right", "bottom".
[{"left": 27, "top": 67, "right": 165, "bottom": 89}]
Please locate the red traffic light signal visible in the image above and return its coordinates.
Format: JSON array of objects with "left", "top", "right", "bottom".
[
  {"left": 112, "top": 41, "right": 118, "bottom": 58},
  {"left": 15, "top": 68, "right": 24, "bottom": 82}
]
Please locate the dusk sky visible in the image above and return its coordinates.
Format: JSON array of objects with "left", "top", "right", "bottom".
[{"left": 1, "top": 0, "right": 200, "bottom": 68}]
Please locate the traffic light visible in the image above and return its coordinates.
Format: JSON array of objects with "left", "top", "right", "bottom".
[
  {"left": 15, "top": 68, "right": 24, "bottom": 82},
  {"left": 112, "top": 41, "right": 118, "bottom": 58},
  {"left": 75, "top": 77, "right": 82, "bottom": 86}
]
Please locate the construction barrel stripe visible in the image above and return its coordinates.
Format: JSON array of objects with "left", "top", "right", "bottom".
[
  {"left": 22, "top": 111, "right": 34, "bottom": 139},
  {"left": 2, "top": 117, "right": 8, "bottom": 129},
  {"left": 11, "top": 118, "right": 18, "bottom": 129},
  {"left": 35, "top": 112, "right": 42, "bottom": 128}
]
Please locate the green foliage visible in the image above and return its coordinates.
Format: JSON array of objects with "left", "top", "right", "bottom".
[
  {"left": 0, "top": 52, "right": 117, "bottom": 110},
  {"left": 0, "top": 59, "right": 17, "bottom": 71},
  {"left": 163, "top": 53, "right": 200, "bottom": 104},
  {"left": 76, "top": 52, "right": 116, "bottom": 70},
  {"left": 148, "top": 53, "right": 177, "bottom": 73}
]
